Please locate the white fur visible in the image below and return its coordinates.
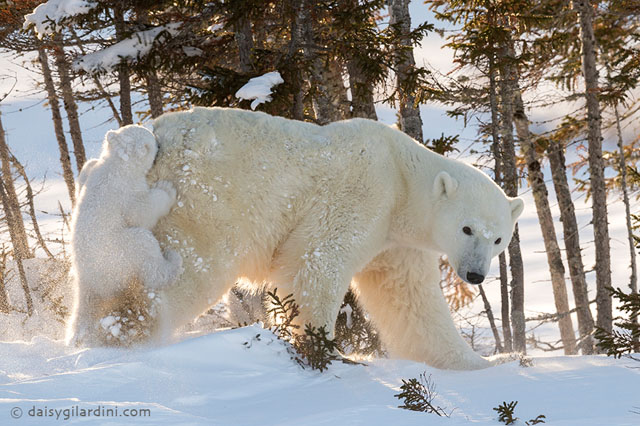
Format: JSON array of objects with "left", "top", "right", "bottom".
[
  {"left": 67, "top": 125, "right": 182, "bottom": 345},
  {"left": 104, "top": 108, "right": 522, "bottom": 369}
]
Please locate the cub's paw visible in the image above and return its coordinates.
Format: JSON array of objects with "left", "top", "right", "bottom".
[
  {"left": 166, "top": 249, "right": 183, "bottom": 272},
  {"left": 153, "top": 180, "right": 177, "bottom": 203}
]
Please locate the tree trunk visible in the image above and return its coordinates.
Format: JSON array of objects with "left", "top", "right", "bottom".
[
  {"left": 71, "top": 30, "right": 123, "bottom": 126},
  {"left": 145, "top": 71, "right": 164, "bottom": 118},
  {"left": 0, "top": 112, "right": 31, "bottom": 260},
  {"left": 513, "top": 91, "right": 577, "bottom": 354},
  {"left": 37, "top": 47, "right": 76, "bottom": 206},
  {"left": 389, "top": 0, "right": 423, "bottom": 141},
  {"left": 479, "top": 284, "right": 504, "bottom": 354},
  {"left": 497, "top": 47, "right": 526, "bottom": 354},
  {"left": 114, "top": 6, "right": 133, "bottom": 125},
  {"left": 288, "top": 0, "right": 307, "bottom": 121},
  {"left": 235, "top": 13, "right": 254, "bottom": 74},
  {"left": 613, "top": 102, "right": 639, "bottom": 350},
  {"left": 52, "top": 34, "right": 86, "bottom": 171},
  {"left": 574, "top": 0, "right": 612, "bottom": 334},
  {"left": 0, "top": 250, "right": 8, "bottom": 313},
  {"left": 347, "top": 58, "right": 377, "bottom": 120},
  {"left": 11, "top": 155, "right": 54, "bottom": 260},
  {"left": 499, "top": 252, "right": 512, "bottom": 352},
  {"left": 135, "top": 9, "right": 164, "bottom": 119},
  {"left": 0, "top": 181, "right": 32, "bottom": 315},
  {"left": 547, "top": 138, "right": 595, "bottom": 354},
  {"left": 489, "top": 55, "right": 512, "bottom": 353}
]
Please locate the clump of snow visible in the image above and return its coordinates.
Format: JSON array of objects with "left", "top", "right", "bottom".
[
  {"left": 23, "top": 0, "right": 98, "bottom": 37},
  {"left": 73, "top": 23, "right": 181, "bottom": 73},
  {"left": 235, "top": 71, "right": 284, "bottom": 110}
]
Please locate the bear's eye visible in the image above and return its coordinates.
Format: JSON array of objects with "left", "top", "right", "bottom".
[
  {"left": 462, "top": 226, "right": 472, "bottom": 236},
  {"left": 495, "top": 237, "right": 502, "bottom": 245}
]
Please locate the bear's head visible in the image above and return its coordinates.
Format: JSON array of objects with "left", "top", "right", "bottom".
[
  {"left": 430, "top": 170, "right": 524, "bottom": 285},
  {"left": 102, "top": 125, "right": 158, "bottom": 171}
]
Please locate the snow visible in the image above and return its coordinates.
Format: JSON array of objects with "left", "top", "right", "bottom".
[
  {"left": 23, "top": 0, "right": 98, "bottom": 37},
  {"left": 0, "top": 325, "right": 638, "bottom": 425},
  {"left": 73, "top": 24, "right": 181, "bottom": 73},
  {"left": 235, "top": 71, "right": 285, "bottom": 110}
]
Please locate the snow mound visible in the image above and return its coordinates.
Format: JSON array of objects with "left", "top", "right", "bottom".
[
  {"left": 24, "top": 0, "right": 98, "bottom": 37},
  {"left": 73, "top": 24, "right": 181, "bottom": 73},
  {"left": 235, "top": 71, "right": 284, "bottom": 110},
  {"left": 1, "top": 325, "right": 638, "bottom": 425}
]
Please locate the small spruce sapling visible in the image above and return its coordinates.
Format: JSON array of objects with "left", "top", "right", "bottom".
[
  {"left": 334, "top": 289, "right": 384, "bottom": 357},
  {"left": 493, "top": 401, "right": 546, "bottom": 425},
  {"left": 266, "top": 288, "right": 339, "bottom": 372},
  {"left": 394, "top": 372, "right": 449, "bottom": 416},
  {"left": 595, "top": 287, "right": 640, "bottom": 357}
]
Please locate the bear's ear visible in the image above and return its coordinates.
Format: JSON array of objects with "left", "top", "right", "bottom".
[
  {"left": 510, "top": 197, "right": 524, "bottom": 221},
  {"left": 433, "top": 171, "right": 458, "bottom": 200}
]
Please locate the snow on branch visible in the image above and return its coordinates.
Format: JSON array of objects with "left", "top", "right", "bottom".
[
  {"left": 235, "top": 71, "right": 284, "bottom": 110},
  {"left": 23, "top": 0, "right": 98, "bottom": 37},
  {"left": 73, "top": 24, "right": 181, "bottom": 73}
]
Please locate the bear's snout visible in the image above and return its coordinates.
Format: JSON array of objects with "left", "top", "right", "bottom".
[{"left": 466, "top": 272, "right": 485, "bottom": 284}]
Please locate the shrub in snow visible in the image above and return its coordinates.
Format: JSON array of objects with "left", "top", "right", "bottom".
[
  {"left": 394, "top": 372, "right": 449, "bottom": 416},
  {"left": 235, "top": 71, "right": 284, "bottom": 110},
  {"left": 334, "top": 289, "right": 384, "bottom": 357},
  {"left": 493, "top": 401, "right": 546, "bottom": 425},
  {"left": 266, "top": 288, "right": 339, "bottom": 372}
]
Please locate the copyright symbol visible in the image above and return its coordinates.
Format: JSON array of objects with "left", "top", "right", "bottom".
[{"left": 10, "top": 407, "right": 22, "bottom": 419}]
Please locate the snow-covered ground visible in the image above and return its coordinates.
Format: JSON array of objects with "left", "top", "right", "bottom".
[{"left": 1, "top": 325, "right": 638, "bottom": 425}]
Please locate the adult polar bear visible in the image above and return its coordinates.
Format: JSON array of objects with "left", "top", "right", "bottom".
[{"left": 147, "top": 107, "right": 523, "bottom": 370}]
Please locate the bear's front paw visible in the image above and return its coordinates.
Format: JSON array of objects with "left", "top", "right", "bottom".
[
  {"left": 153, "top": 180, "right": 177, "bottom": 203},
  {"left": 166, "top": 249, "right": 183, "bottom": 272}
]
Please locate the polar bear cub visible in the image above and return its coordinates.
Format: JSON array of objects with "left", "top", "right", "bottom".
[{"left": 68, "top": 125, "right": 182, "bottom": 345}]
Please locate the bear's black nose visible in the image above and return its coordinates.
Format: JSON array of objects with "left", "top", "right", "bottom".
[{"left": 466, "top": 272, "right": 485, "bottom": 284}]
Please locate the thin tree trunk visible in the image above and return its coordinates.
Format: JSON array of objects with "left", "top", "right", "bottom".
[
  {"left": 547, "top": 139, "right": 595, "bottom": 354},
  {"left": 489, "top": 55, "right": 512, "bottom": 353},
  {"left": 145, "top": 71, "right": 164, "bottom": 118},
  {"left": 0, "top": 247, "right": 9, "bottom": 313},
  {"left": 347, "top": 58, "right": 377, "bottom": 119},
  {"left": 37, "top": 47, "right": 76, "bottom": 205},
  {"left": 389, "top": 0, "right": 423, "bottom": 141},
  {"left": 613, "top": 102, "right": 639, "bottom": 350},
  {"left": 574, "top": 0, "right": 612, "bottom": 334},
  {"left": 499, "top": 252, "right": 512, "bottom": 352},
  {"left": 11, "top": 156, "right": 54, "bottom": 260},
  {"left": 479, "top": 284, "right": 504, "bottom": 354},
  {"left": 300, "top": 0, "right": 345, "bottom": 125},
  {"left": 0, "top": 181, "right": 32, "bottom": 315},
  {"left": 288, "top": 0, "right": 306, "bottom": 121},
  {"left": 235, "top": 13, "right": 254, "bottom": 74},
  {"left": 0, "top": 112, "right": 30, "bottom": 260},
  {"left": 514, "top": 91, "right": 577, "bottom": 354},
  {"left": 52, "top": 34, "right": 86, "bottom": 171},
  {"left": 114, "top": 6, "right": 133, "bottom": 125},
  {"left": 136, "top": 9, "right": 164, "bottom": 119},
  {"left": 71, "top": 30, "right": 123, "bottom": 126},
  {"left": 497, "top": 47, "right": 526, "bottom": 354}
]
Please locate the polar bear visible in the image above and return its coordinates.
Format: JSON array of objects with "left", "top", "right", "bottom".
[
  {"left": 102, "top": 108, "right": 521, "bottom": 369},
  {"left": 67, "top": 125, "right": 182, "bottom": 345}
]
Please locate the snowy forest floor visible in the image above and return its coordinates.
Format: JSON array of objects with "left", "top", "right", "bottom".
[{"left": 1, "top": 325, "right": 639, "bottom": 425}]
